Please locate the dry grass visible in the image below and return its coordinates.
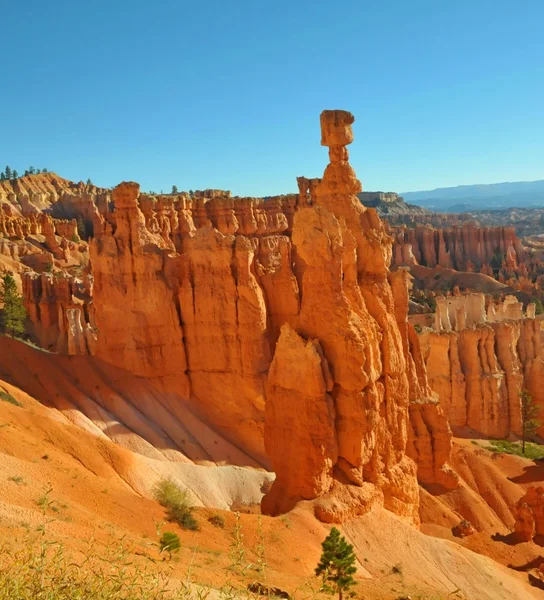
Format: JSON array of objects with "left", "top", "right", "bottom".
[{"left": 0, "top": 528, "right": 187, "bottom": 599}]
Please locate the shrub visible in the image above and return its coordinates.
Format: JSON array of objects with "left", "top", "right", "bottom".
[
  {"left": 153, "top": 478, "right": 199, "bottom": 531},
  {"left": 159, "top": 531, "right": 181, "bottom": 558},
  {"left": 208, "top": 514, "right": 225, "bottom": 528}
]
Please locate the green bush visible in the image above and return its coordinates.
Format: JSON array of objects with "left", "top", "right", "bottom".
[
  {"left": 159, "top": 531, "right": 181, "bottom": 557},
  {"left": 153, "top": 478, "right": 199, "bottom": 531}
]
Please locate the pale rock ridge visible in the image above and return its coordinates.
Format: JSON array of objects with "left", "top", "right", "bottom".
[
  {"left": 0, "top": 173, "right": 109, "bottom": 228},
  {"left": 433, "top": 292, "right": 530, "bottom": 333}
]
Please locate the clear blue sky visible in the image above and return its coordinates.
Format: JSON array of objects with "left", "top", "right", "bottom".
[{"left": 1, "top": 0, "right": 543, "bottom": 196}]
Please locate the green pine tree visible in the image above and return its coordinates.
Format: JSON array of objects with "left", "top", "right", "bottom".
[
  {"left": 315, "top": 527, "right": 357, "bottom": 600},
  {"left": 172, "top": 185, "right": 178, "bottom": 194},
  {"left": 0, "top": 272, "right": 27, "bottom": 338},
  {"left": 158, "top": 531, "right": 181, "bottom": 559},
  {"left": 42, "top": 168, "right": 48, "bottom": 173},
  {"left": 86, "top": 178, "right": 92, "bottom": 185},
  {"left": 4, "top": 166, "right": 11, "bottom": 180},
  {"left": 12, "top": 170, "right": 18, "bottom": 180},
  {"left": 0, "top": 172, "right": 5, "bottom": 180},
  {"left": 76, "top": 215, "right": 88, "bottom": 241},
  {"left": 521, "top": 389, "right": 540, "bottom": 454}
]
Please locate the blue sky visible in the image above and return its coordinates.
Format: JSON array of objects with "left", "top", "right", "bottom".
[{"left": 1, "top": 0, "right": 543, "bottom": 195}]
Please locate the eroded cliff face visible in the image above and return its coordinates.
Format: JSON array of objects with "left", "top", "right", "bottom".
[
  {"left": 23, "top": 272, "right": 96, "bottom": 355},
  {"left": 420, "top": 298, "right": 544, "bottom": 438},
  {"left": 89, "top": 183, "right": 299, "bottom": 464},
  {"left": 0, "top": 172, "right": 109, "bottom": 222},
  {"left": 391, "top": 223, "right": 525, "bottom": 272},
  {"left": 14, "top": 110, "right": 455, "bottom": 523},
  {"left": 389, "top": 221, "right": 544, "bottom": 296}
]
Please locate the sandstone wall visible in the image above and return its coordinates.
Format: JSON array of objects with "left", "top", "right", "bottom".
[
  {"left": 391, "top": 223, "right": 525, "bottom": 275},
  {"left": 421, "top": 314, "right": 544, "bottom": 438},
  {"left": 22, "top": 271, "right": 97, "bottom": 355}
]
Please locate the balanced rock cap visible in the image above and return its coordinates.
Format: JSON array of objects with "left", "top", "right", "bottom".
[{"left": 320, "top": 110, "right": 355, "bottom": 147}]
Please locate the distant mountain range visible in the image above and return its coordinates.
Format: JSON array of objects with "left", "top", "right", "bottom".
[{"left": 402, "top": 179, "right": 544, "bottom": 212}]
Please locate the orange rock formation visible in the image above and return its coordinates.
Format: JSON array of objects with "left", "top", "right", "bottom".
[
  {"left": 23, "top": 272, "right": 96, "bottom": 354},
  {"left": 514, "top": 487, "right": 544, "bottom": 542},
  {"left": 391, "top": 223, "right": 525, "bottom": 272},
  {"left": 15, "top": 111, "right": 455, "bottom": 524},
  {"left": 420, "top": 294, "right": 544, "bottom": 437}
]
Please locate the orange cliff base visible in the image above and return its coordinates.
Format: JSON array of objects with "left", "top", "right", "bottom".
[{"left": 21, "top": 110, "right": 456, "bottom": 523}]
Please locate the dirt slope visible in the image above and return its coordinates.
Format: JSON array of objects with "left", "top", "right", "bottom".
[
  {"left": 1, "top": 336, "right": 544, "bottom": 598},
  {"left": 0, "top": 383, "right": 541, "bottom": 599},
  {"left": 0, "top": 336, "right": 261, "bottom": 468}
]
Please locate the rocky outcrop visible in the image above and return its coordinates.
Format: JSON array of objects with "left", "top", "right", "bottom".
[
  {"left": 0, "top": 172, "right": 109, "bottom": 222},
  {"left": 390, "top": 270, "right": 457, "bottom": 490},
  {"left": 514, "top": 487, "right": 544, "bottom": 542},
  {"left": 0, "top": 203, "right": 84, "bottom": 269},
  {"left": 433, "top": 292, "right": 528, "bottom": 333},
  {"left": 263, "top": 324, "right": 337, "bottom": 505},
  {"left": 420, "top": 294, "right": 544, "bottom": 438},
  {"left": 359, "top": 191, "right": 431, "bottom": 219},
  {"left": 390, "top": 222, "right": 536, "bottom": 293},
  {"left": 54, "top": 218, "right": 78, "bottom": 241},
  {"left": 260, "top": 110, "right": 454, "bottom": 522},
  {"left": 22, "top": 271, "right": 97, "bottom": 355}
]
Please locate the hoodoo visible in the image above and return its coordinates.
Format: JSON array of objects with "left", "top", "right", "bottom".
[
  {"left": 261, "top": 110, "right": 455, "bottom": 521},
  {"left": 17, "top": 110, "right": 455, "bottom": 523}
]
